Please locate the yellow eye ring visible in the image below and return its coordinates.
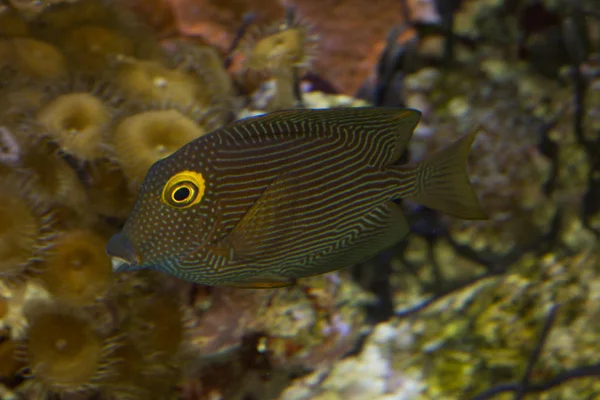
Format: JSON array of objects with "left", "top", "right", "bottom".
[{"left": 161, "top": 171, "right": 205, "bottom": 208}]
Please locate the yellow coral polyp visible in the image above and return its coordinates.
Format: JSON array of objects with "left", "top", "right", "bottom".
[
  {"left": 41, "top": 230, "right": 113, "bottom": 306},
  {"left": 25, "top": 304, "right": 113, "bottom": 390},
  {"left": 112, "top": 109, "right": 206, "bottom": 186},
  {"left": 3, "top": 38, "right": 68, "bottom": 80},
  {"left": 30, "top": 0, "right": 114, "bottom": 37},
  {"left": 241, "top": 16, "right": 318, "bottom": 73},
  {"left": 128, "top": 292, "right": 184, "bottom": 361},
  {"left": 83, "top": 158, "right": 135, "bottom": 219},
  {"left": 116, "top": 59, "right": 200, "bottom": 106},
  {"left": 35, "top": 92, "right": 112, "bottom": 161},
  {"left": 1, "top": 87, "right": 45, "bottom": 122},
  {"left": 0, "top": 339, "right": 25, "bottom": 379},
  {"left": 0, "top": 7, "right": 29, "bottom": 37},
  {"left": 94, "top": 336, "right": 160, "bottom": 399},
  {"left": 61, "top": 25, "right": 135, "bottom": 71},
  {"left": 169, "top": 41, "right": 234, "bottom": 106},
  {"left": 251, "top": 28, "right": 307, "bottom": 70},
  {"left": 0, "top": 175, "right": 54, "bottom": 282},
  {"left": 0, "top": 198, "right": 38, "bottom": 271},
  {"left": 20, "top": 142, "right": 88, "bottom": 216}
]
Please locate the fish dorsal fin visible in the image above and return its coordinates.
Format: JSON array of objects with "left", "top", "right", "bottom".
[{"left": 220, "top": 107, "right": 421, "bottom": 165}]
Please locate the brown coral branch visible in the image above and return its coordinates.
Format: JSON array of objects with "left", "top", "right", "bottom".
[
  {"left": 224, "top": 11, "right": 256, "bottom": 69},
  {"left": 514, "top": 303, "right": 560, "bottom": 400},
  {"left": 396, "top": 208, "right": 564, "bottom": 319},
  {"left": 469, "top": 304, "right": 578, "bottom": 400},
  {"left": 470, "top": 362, "right": 600, "bottom": 400}
]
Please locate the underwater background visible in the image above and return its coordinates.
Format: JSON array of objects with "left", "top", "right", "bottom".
[{"left": 0, "top": 0, "right": 599, "bottom": 398}]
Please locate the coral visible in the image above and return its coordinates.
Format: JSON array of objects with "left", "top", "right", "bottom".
[
  {"left": 111, "top": 107, "right": 207, "bottom": 188},
  {"left": 0, "top": 338, "right": 25, "bottom": 379},
  {"left": 30, "top": 77, "right": 118, "bottom": 162},
  {"left": 238, "top": 13, "right": 318, "bottom": 110},
  {"left": 29, "top": 0, "right": 158, "bottom": 56},
  {"left": 386, "top": 250, "right": 600, "bottom": 398},
  {"left": 0, "top": 280, "right": 51, "bottom": 341},
  {"left": 81, "top": 158, "right": 136, "bottom": 219},
  {"left": 240, "top": 16, "right": 317, "bottom": 73},
  {"left": 0, "top": 173, "right": 55, "bottom": 284},
  {"left": 95, "top": 335, "right": 166, "bottom": 400},
  {"left": 40, "top": 229, "right": 113, "bottom": 306},
  {"left": 280, "top": 322, "right": 424, "bottom": 400},
  {"left": 164, "top": 0, "right": 405, "bottom": 94},
  {"left": 59, "top": 24, "right": 136, "bottom": 72},
  {"left": 114, "top": 58, "right": 202, "bottom": 106},
  {"left": 179, "top": 272, "right": 373, "bottom": 398},
  {"left": 0, "top": 38, "right": 68, "bottom": 81},
  {"left": 0, "top": 5, "right": 29, "bottom": 38},
  {"left": 22, "top": 301, "right": 121, "bottom": 394},
  {"left": 163, "top": 40, "right": 237, "bottom": 128},
  {"left": 28, "top": 0, "right": 116, "bottom": 34},
  {"left": 35, "top": 92, "right": 111, "bottom": 158},
  {"left": 123, "top": 284, "right": 184, "bottom": 363},
  {"left": 17, "top": 140, "right": 92, "bottom": 228},
  {"left": 0, "top": 77, "right": 46, "bottom": 128},
  {"left": 0, "top": 127, "right": 21, "bottom": 167},
  {"left": 99, "top": 272, "right": 188, "bottom": 398}
]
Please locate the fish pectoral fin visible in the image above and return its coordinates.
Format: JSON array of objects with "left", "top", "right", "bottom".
[
  {"left": 209, "top": 237, "right": 236, "bottom": 260},
  {"left": 222, "top": 173, "right": 297, "bottom": 262},
  {"left": 228, "top": 273, "right": 297, "bottom": 289}
]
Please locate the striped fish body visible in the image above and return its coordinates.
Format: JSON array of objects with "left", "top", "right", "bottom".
[{"left": 107, "top": 107, "right": 487, "bottom": 287}]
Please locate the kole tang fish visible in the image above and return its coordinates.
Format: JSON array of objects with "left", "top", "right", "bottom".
[{"left": 106, "top": 107, "right": 487, "bottom": 288}]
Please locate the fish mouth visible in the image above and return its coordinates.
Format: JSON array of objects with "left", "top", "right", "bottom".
[{"left": 106, "top": 232, "right": 140, "bottom": 272}]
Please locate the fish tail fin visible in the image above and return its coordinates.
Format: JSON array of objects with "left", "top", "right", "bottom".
[{"left": 403, "top": 128, "right": 487, "bottom": 220}]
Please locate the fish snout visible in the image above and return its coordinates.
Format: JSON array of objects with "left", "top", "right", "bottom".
[{"left": 106, "top": 232, "right": 140, "bottom": 271}]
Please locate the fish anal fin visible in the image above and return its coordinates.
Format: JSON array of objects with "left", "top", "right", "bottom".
[{"left": 405, "top": 127, "right": 488, "bottom": 220}]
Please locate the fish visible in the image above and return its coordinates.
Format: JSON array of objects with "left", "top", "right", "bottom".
[{"left": 106, "top": 107, "right": 487, "bottom": 288}]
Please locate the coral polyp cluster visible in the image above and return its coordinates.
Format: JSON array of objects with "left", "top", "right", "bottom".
[
  {"left": 0, "top": 4, "right": 352, "bottom": 394},
  {"left": 0, "top": 0, "right": 245, "bottom": 396}
]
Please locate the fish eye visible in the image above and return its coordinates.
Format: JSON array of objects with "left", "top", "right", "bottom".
[
  {"left": 173, "top": 186, "right": 191, "bottom": 202},
  {"left": 161, "top": 171, "right": 205, "bottom": 208}
]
